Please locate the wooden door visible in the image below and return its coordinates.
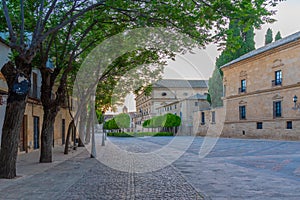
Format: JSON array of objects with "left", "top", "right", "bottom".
[{"left": 19, "top": 115, "right": 27, "bottom": 152}]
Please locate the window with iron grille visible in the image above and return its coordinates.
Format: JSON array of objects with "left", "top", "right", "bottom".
[
  {"left": 274, "top": 70, "right": 282, "bottom": 86},
  {"left": 239, "top": 106, "right": 246, "bottom": 120},
  {"left": 201, "top": 112, "right": 205, "bottom": 125},
  {"left": 273, "top": 101, "right": 282, "bottom": 118},
  {"left": 286, "top": 121, "right": 292, "bottom": 129},
  {"left": 240, "top": 79, "right": 246, "bottom": 93},
  {"left": 211, "top": 111, "right": 216, "bottom": 123},
  {"left": 257, "top": 122, "right": 263, "bottom": 129}
]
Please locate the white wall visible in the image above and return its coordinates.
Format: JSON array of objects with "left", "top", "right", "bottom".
[{"left": 0, "top": 41, "right": 10, "bottom": 144}]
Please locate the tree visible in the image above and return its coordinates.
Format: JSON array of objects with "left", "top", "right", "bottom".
[
  {"left": 115, "top": 113, "right": 130, "bottom": 130},
  {"left": 275, "top": 31, "right": 282, "bottom": 41},
  {"left": 208, "top": 68, "right": 224, "bottom": 108},
  {"left": 210, "top": 19, "right": 256, "bottom": 108},
  {"left": 265, "top": 28, "right": 273, "bottom": 45},
  {"left": 0, "top": 0, "right": 109, "bottom": 178},
  {"left": 0, "top": 0, "right": 283, "bottom": 179},
  {"left": 106, "top": 118, "right": 119, "bottom": 130}
]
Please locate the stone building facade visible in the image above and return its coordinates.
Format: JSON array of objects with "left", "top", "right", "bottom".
[
  {"left": 134, "top": 79, "right": 208, "bottom": 128},
  {"left": 220, "top": 31, "right": 300, "bottom": 140},
  {"left": 194, "top": 107, "right": 226, "bottom": 137},
  {"left": 157, "top": 93, "right": 210, "bottom": 134}
]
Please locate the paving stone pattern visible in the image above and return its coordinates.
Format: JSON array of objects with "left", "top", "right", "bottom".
[{"left": 1, "top": 136, "right": 300, "bottom": 199}]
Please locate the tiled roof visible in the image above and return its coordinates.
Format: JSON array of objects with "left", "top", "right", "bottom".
[
  {"left": 221, "top": 31, "right": 300, "bottom": 69},
  {"left": 186, "top": 93, "right": 207, "bottom": 100},
  {"left": 153, "top": 79, "right": 208, "bottom": 88}
]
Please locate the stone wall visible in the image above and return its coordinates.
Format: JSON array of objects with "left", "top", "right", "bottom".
[
  {"left": 194, "top": 107, "right": 225, "bottom": 137},
  {"left": 221, "top": 37, "right": 300, "bottom": 140}
]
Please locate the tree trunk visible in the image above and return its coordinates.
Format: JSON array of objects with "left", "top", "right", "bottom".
[
  {"left": 0, "top": 95, "right": 27, "bottom": 178},
  {"left": 85, "top": 108, "right": 93, "bottom": 144},
  {"left": 64, "top": 120, "right": 75, "bottom": 154},
  {"left": 85, "top": 118, "right": 91, "bottom": 144},
  {"left": 40, "top": 109, "right": 56, "bottom": 163},
  {"left": 39, "top": 68, "right": 61, "bottom": 163},
  {"left": 78, "top": 105, "right": 87, "bottom": 147},
  {"left": 0, "top": 59, "right": 31, "bottom": 179}
]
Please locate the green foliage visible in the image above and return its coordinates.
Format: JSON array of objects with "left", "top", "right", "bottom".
[
  {"left": 104, "top": 118, "right": 119, "bottom": 130},
  {"left": 153, "top": 132, "right": 174, "bottom": 137},
  {"left": 210, "top": 18, "right": 256, "bottom": 108},
  {"left": 206, "top": 92, "right": 212, "bottom": 105},
  {"left": 265, "top": 28, "right": 273, "bottom": 45},
  {"left": 115, "top": 113, "right": 130, "bottom": 129},
  {"left": 163, "top": 113, "right": 181, "bottom": 128},
  {"left": 96, "top": 50, "right": 164, "bottom": 112},
  {"left": 208, "top": 68, "right": 224, "bottom": 108},
  {"left": 96, "top": 110, "right": 104, "bottom": 124},
  {"left": 142, "top": 120, "right": 151, "bottom": 128},
  {"left": 275, "top": 31, "right": 282, "bottom": 41},
  {"left": 107, "top": 132, "right": 133, "bottom": 137},
  {"left": 143, "top": 114, "right": 181, "bottom": 128},
  {"left": 216, "top": 19, "right": 256, "bottom": 68},
  {"left": 143, "top": 85, "right": 153, "bottom": 96}
]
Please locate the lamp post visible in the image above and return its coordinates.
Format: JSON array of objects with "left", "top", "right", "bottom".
[
  {"left": 91, "top": 95, "right": 97, "bottom": 158},
  {"left": 293, "top": 95, "right": 300, "bottom": 111},
  {"left": 101, "top": 117, "right": 105, "bottom": 146}
]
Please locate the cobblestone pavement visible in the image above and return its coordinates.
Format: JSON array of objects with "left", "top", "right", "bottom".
[
  {"left": 112, "top": 136, "right": 300, "bottom": 200},
  {"left": 0, "top": 142, "right": 203, "bottom": 200},
  {"left": 1, "top": 136, "right": 300, "bottom": 199}
]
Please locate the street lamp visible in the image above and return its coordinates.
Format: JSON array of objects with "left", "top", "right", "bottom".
[
  {"left": 91, "top": 95, "right": 97, "bottom": 158},
  {"left": 293, "top": 95, "right": 300, "bottom": 111},
  {"left": 101, "top": 117, "right": 105, "bottom": 146}
]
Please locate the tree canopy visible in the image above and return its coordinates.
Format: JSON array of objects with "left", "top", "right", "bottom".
[
  {"left": 275, "top": 31, "right": 282, "bottom": 41},
  {"left": 265, "top": 28, "right": 273, "bottom": 45},
  {"left": 143, "top": 114, "right": 181, "bottom": 128},
  {"left": 209, "top": 18, "right": 256, "bottom": 108}
]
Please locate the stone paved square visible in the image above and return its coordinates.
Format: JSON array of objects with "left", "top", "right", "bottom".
[{"left": 1, "top": 136, "right": 300, "bottom": 199}]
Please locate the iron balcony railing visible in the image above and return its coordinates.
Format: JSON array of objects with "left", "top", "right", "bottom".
[
  {"left": 272, "top": 79, "right": 282, "bottom": 86},
  {"left": 238, "top": 87, "right": 247, "bottom": 94}
]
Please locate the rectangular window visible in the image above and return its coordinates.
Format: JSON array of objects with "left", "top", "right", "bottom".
[
  {"left": 287, "top": 121, "right": 292, "bottom": 129},
  {"left": 195, "top": 102, "right": 198, "bottom": 106},
  {"left": 257, "top": 122, "right": 263, "bottom": 129},
  {"left": 33, "top": 116, "right": 40, "bottom": 150},
  {"left": 201, "top": 112, "right": 205, "bottom": 125},
  {"left": 174, "top": 104, "right": 177, "bottom": 109},
  {"left": 274, "top": 70, "right": 282, "bottom": 86},
  {"left": 239, "top": 106, "right": 246, "bottom": 120},
  {"left": 211, "top": 111, "right": 216, "bottom": 123},
  {"left": 240, "top": 79, "right": 246, "bottom": 93},
  {"left": 273, "top": 101, "right": 282, "bottom": 118}
]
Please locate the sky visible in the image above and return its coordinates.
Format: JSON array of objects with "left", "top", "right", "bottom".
[
  {"left": 114, "top": 0, "right": 300, "bottom": 113},
  {"left": 163, "top": 0, "right": 300, "bottom": 81}
]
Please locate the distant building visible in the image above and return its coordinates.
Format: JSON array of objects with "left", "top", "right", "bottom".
[
  {"left": 158, "top": 93, "right": 210, "bottom": 134},
  {"left": 134, "top": 79, "right": 208, "bottom": 131}
]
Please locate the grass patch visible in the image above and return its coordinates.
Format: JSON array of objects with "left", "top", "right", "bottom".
[
  {"left": 153, "top": 132, "right": 173, "bottom": 137},
  {"left": 106, "top": 132, "right": 133, "bottom": 137},
  {"left": 107, "top": 132, "right": 174, "bottom": 137}
]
